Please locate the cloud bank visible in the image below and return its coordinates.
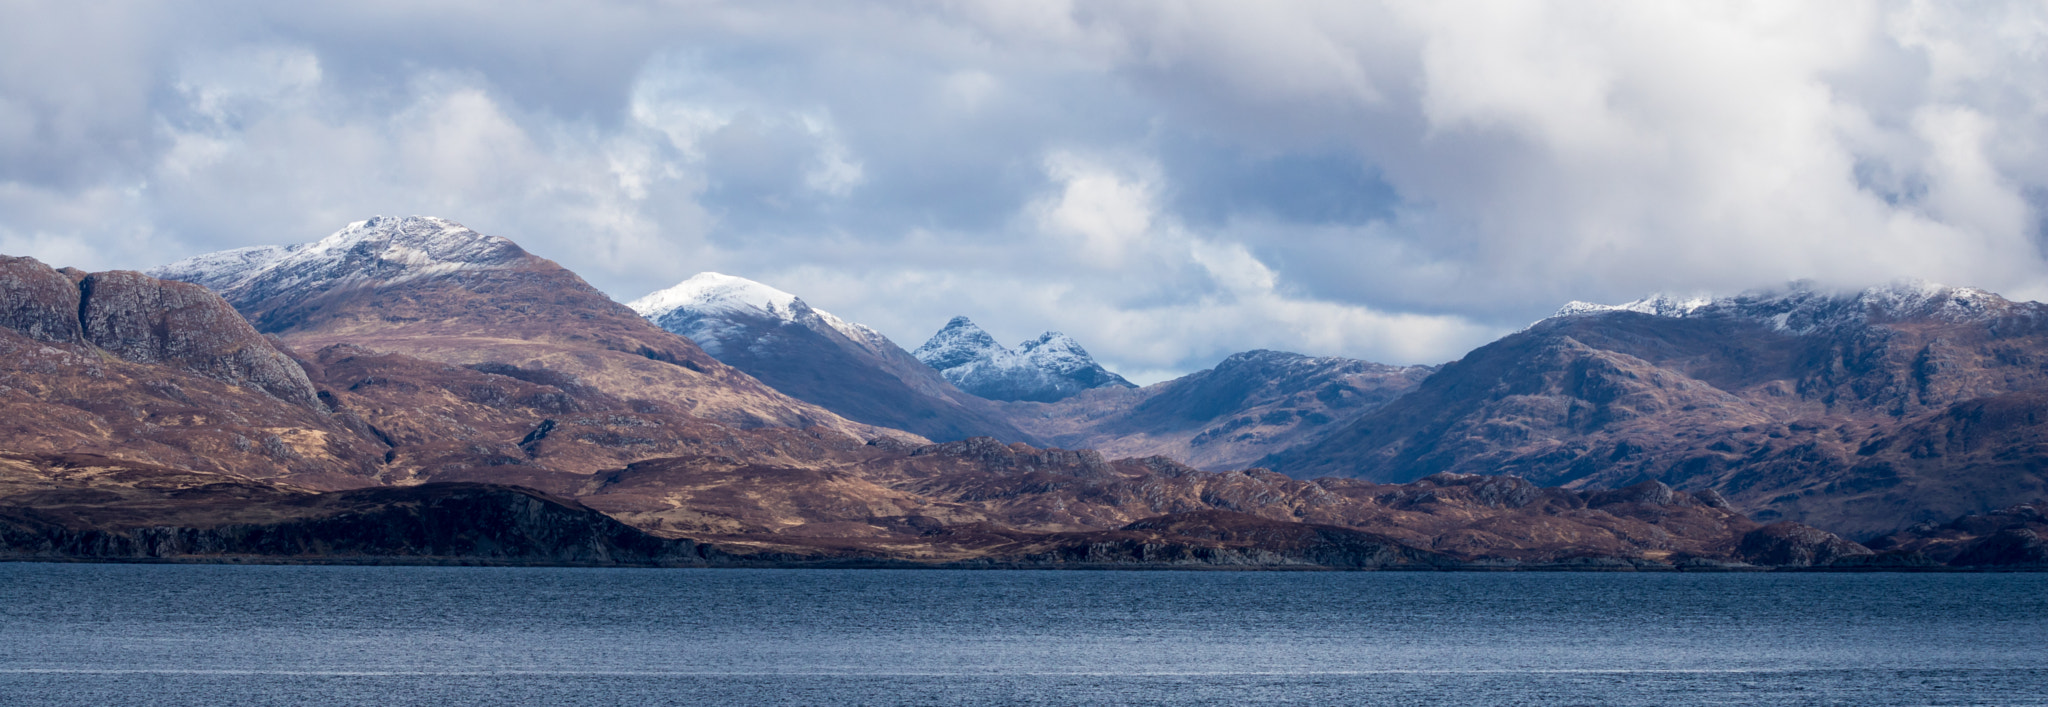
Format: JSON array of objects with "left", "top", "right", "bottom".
[{"left": 3, "top": 1, "right": 2045, "bottom": 382}]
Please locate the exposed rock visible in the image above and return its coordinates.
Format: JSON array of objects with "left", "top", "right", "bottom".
[
  {"left": 1735, "top": 521, "right": 1874, "bottom": 567},
  {"left": 79, "top": 270, "right": 320, "bottom": 407},
  {"left": 1868, "top": 500, "right": 2048, "bottom": 566},
  {"left": 1949, "top": 528, "right": 2048, "bottom": 568},
  {"left": 0, "top": 255, "right": 84, "bottom": 344}
]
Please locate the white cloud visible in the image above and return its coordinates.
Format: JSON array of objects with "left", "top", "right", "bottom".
[
  {"left": 1034, "top": 151, "right": 1158, "bottom": 267},
  {"left": 3, "top": 0, "right": 2048, "bottom": 381}
]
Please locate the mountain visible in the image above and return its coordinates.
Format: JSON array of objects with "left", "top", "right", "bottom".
[
  {"left": 628, "top": 273, "right": 1040, "bottom": 444},
  {"left": 1267, "top": 281, "right": 2048, "bottom": 537},
  {"left": 150, "top": 216, "right": 898, "bottom": 440},
  {"left": 912, "top": 316, "right": 1134, "bottom": 402},
  {"left": 997, "top": 350, "right": 1433, "bottom": 470}
]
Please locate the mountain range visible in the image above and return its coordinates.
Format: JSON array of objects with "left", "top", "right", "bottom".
[
  {"left": 4, "top": 215, "right": 2044, "bottom": 569},
  {"left": 1267, "top": 282, "right": 2048, "bottom": 536}
]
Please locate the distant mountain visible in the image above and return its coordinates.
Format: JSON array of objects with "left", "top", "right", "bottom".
[
  {"left": 151, "top": 216, "right": 895, "bottom": 439},
  {"left": 999, "top": 350, "right": 1434, "bottom": 470},
  {"left": 1267, "top": 281, "right": 2048, "bottom": 537},
  {"left": 912, "top": 316, "right": 1134, "bottom": 402},
  {"left": 628, "top": 273, "right": 1040, "bottom": 443}
]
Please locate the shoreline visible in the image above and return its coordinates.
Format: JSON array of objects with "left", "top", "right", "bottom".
[{"left": 6, "top": 556, "right": 2036, "bottom": 572}]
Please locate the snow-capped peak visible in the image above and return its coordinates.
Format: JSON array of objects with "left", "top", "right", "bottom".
[
  {"left": 629, "top": 272, "right": 802, "bottom": 321},
  {"left": 150, "top": 216, "right": 527, "bottom": 298},
  {"left": 911, "top": 316, "right": 1005, "bottom": 370},
  {"left": 1017, "top": 332, "right": 1097, "bottom": 375},
  {"left": 1550, "top": 281, "right": 2027, "bottom": 333},
  {"left": 627, "top": 272, "right": 887, "bottom": 354},
  {"left": 1554, "top": 292, "right": 1715, "bottom": 319},
  {"left": 912, "top": 317, "right": 1133, "bottom": 402}
]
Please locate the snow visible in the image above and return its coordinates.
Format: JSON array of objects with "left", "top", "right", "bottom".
[
  {"left": 147, "top": 245, "right": 292, "bottom": 292},
  {"left": 911, "top": 316, "right": 1133, "bottom": 401},
  {"left": 149, "top": 216, "right": 525, "bottom": 299},
  {"left": 1548, "top": 280, "right": 2031, "bottom": 333},
  {"left": 626, "top": 272, "right": 882, "bottom": 350},
  {"left": 911, "top": 316, "right": 1006, "bottom": 370}
]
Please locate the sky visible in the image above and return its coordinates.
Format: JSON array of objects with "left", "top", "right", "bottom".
[{"left": 3, "top": 1, "right": 2047, "bottom": 384}]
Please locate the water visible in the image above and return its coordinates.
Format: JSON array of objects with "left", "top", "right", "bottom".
[{"left": 2, "top": 564, "right": 2043, "bottom": 706}]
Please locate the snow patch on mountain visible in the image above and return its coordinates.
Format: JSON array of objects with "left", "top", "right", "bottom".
[
  {"left": 150, "top": 216, "right": 527, "bottom": 301},
  {"left": 627, "top": 272, "right": 888, "bottom": 356},
  {"left": 912, "top": 316, "right": 1134, "bottom": 402},
  {"left": 149, "top": 245, "right": 293, "bottom": 292},
  {"left": 1551, "top": 281, "right": 2032, "bottom": 334}
]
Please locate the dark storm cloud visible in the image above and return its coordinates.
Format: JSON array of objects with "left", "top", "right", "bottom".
[{"left": 3, "top": 1, "right": 2046, "bottom": 382}]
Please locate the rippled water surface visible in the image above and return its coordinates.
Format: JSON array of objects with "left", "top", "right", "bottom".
[{"left": 3, "top": 564, "right": 2044, "bottom": 705}]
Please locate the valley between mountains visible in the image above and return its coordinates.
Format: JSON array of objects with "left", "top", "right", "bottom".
[{"left": 3, "top": 216, "right": 2044, "bottom": 569}]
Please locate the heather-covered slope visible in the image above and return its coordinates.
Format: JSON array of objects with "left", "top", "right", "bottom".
[{"left": 999, "top": 350, "right": 1433, "bottom": 470}]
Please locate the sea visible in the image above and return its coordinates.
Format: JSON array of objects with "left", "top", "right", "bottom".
[{"left": 2, "top": 563, "right": 2043, "bottom": 706}]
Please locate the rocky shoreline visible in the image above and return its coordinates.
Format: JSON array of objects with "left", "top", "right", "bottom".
[{"left": 6, "top": 479, "right": 2038, "bottom": 571}]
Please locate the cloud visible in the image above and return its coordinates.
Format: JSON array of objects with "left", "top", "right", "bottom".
[{"left": 2, "top": 1, "right": 2046, "bottom": 381}]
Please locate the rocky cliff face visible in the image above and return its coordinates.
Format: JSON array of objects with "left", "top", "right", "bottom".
[
  {"left": 0, "top": 257, "right": 320, "bottom": 408},
  {"left": 912, "top": 316, "right": 1134, "bottom": 402},
  {"left": 1267, "top": 282, "right": 2048, "bottom": 537},
  {"left": 629, "top": 273, "right": 1040, "bottom": 443},
  {"left": 0, "top": 260, "right": 383, "bottom": 486},
  {"left": 79, "top": 271, "right": 320, "bottom": 407},
  {"left": 0, "top": 256, "right": 85, "bottom": 344},
  {"left": 151, "top": 217, "right": 902, "bottom": 440}
]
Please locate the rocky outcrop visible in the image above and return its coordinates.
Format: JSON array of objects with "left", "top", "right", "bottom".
[
  {"left": 1949, "top": 529, "right": 2048, "bottom": 568},
  {"left": 78, "top": 271, "right": 320, "bottom": 407},
  {"left": 1086, "top": 510, "right": 1457, "bottom": 568},
  {"left": 0, "top": 256, "right": 85, "bottom": 344},
  {"left": 1867, "top": 500, "right": 2048, "bottom": 567},
  {"left": 0, "top": 258, "right": 320, "bottom": 408},
  {"left": 1735, "top": 521, "right": 1874, "bottom": 567}
]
